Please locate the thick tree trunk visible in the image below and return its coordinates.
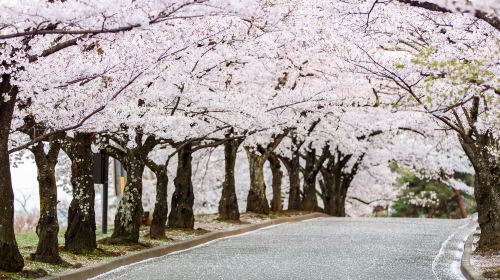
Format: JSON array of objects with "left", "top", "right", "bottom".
[
  {"left": 110, "top": 159, "right": 145, "bottom": 244},
  {"left": 168, "top": 143, "right": 195, "bottom": 229},
  {"left": 320, "top": 152, "right": 361, "bottom": 217},
  {"left": 321, "top": 170, "right": 348, "bottom": 217},
  {"left": 460, "top": 138, "right": 500, "bottom": 250},
  {"left": 150, "top": 167, "right": 168, "bottom": 238},
  {"left": 475, "top": 165, "right": 500, "bottom": 250},
  {"left": 269, "top": 154, "right": 283, "bottom": 212},
  {"left": 302, "top": 150, "right": 319, "bottom": 211},
  {"left": 31, "top": 142, "right": 62, "bottom": 263},
  {"left": 280, "top": 154, "right": 302, "bottom": 211},
  {"left": 218, "top": 139, "right": 241, "bottom": 221},
  {"left": 288, "top": 155, "right": 301, "bottom": 211},
  {"left": 245, "top": 148, "right": 270, "bottom": 214},
  {"left": 0, "top": 74, "right": 24, "bottom": 272},
  {"left": 62, "top": 133, "right": 96, "bottom": 253}
]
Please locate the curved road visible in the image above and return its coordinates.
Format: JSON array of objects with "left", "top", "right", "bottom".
[{"left": 94, "top": 217, "right": 476, "bottom": 280}]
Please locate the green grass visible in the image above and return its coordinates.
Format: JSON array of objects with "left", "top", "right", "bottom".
[
  {"left": 15, "top": 227, "right": 112, "bottom": 248},
  {"left": 15, "top": 232, "right": 42, "bottom": 248},
  {"left": 3, "top": 226, "right": 194, "bottom": 279},
  {"left": 3, "top": 212, "right": 299, "bottom": 279}
]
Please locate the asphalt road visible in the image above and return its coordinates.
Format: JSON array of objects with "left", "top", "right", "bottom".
[{"left": 93, "top": 217, "right": 476, "bottom": 280}]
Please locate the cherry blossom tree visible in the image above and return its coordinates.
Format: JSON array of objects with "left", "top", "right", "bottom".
[{"left": 337, "top": 0, "right": 499, "bottom": 250}]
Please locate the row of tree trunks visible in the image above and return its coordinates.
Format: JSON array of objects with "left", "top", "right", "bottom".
[
  {"left": 301, "top": 145, "right": 329, "bottom": 212},
  {"left": 168, "top": 143, "right": 195, "bottom": 228},
  {"left": 319, "top": 150, "right": 364, "bottom": 217},
  {"left": 0, "top": 74, "right": 24, "bottom": 272},
  {"left": 62, "top": 133, "right": 97, "bottom": 253},
  {"left": 218, "top": 137, "right": 242, "bottom": 221},
  {"left": 31, "top": 140, "right": 63, "bottom": 263},
  {"left": 245, "top": 131, "right": 289, "bottom": 214}
]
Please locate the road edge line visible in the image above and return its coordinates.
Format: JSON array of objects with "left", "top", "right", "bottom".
[
  {"left": 461, "top": 230, "right": 485, "bottom": 280},
  {"left": 42, "top": 212, "right": 328, "bottom": 280}
]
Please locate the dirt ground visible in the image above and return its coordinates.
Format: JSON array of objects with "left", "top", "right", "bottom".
[{"left": 471, "top": 232, "right": 500, "bottom": 279}]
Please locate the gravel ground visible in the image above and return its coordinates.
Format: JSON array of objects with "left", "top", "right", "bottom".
[{"left": 93, "top": 217, "right": 471, "bottom": 280}]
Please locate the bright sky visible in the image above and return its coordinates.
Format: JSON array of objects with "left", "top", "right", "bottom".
[{"left": 11, "top": 159, "right": 71, "bottom": 212}]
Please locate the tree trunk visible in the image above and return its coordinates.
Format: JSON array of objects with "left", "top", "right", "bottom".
[
  {"left": 245, "top": 147, "right": 270, "bottom": 214},
  {"left": 31, "top": 142, "right": 62, "bottom": 263},
  {"left": 279, "top": 131, "right": 304, "bottom": 211},
  {"left": 218, "top": 139, "right": 241, "bottom": 221},
  {"left": 0, "top": 74, "right": 24, "bottom": 272},
  {"left": 269, "top": 154, "right": 283, "bottom": 212},
  {"left": 453, "top": 188, "right": 468, "bottom": 219},
  {"left": 288, "top": 154, "right": 301, "bottom": 211},
  {"left": 460, "top": 138, "right": 500, "bottom": 250},
  {"left": 62, "top": 133, "right": 96, "bottom": 253},
  {"left": 110, "top": 159, "right": 145, "bottom": 244},
  {"left": 321, "top": 170, "right": 348, "bottom": 217},
  {"left": 168, "top": 143, "right": 195, "bottom": 229},
  {"left": 320, "top": 152, "right": 361, "bottom": 217},
  {"left": 302, "top": 150, "right": 319, "bottom": 211},
  {"left": 150, "top": 166, "right": 168, "bottom": 238},
  {"left": 474, "top": 164, "right": 500, "bottom": 250}
]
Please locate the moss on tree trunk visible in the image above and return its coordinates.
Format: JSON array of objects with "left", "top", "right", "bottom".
[
  {"left": 31, "top": 141, "right": 62, "bottom": 263},
  {"left": 168, "top": 143, "right": 195, "bottom": 229},
  {"left": 62, "top": 133, "right": 97, "bottom": 253},
  {"left": 245, "top": 147, "right": 270, "bottom": 214},
  {"left": 110, "top": 160, "right": 145, "bottom": 244}
]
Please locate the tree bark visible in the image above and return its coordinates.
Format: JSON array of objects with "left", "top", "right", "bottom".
[
  {"left": 218, "top": 138, "right": 241, "bottom": 221},
  {"left": 110, "top": 158, "right": 145, "bottom": 243},
  {"left": 168, "top": 143, "right": 195, "bottom": 229},
  {"left": 461, "top": 137, "right": 500, "bottom": 250},
  {"left": 269, "top": 153, "right": 283, "bottom": 212},
  {"left": 320, "top": 169, "right": 348, "bottom": 217},
  {"left": 245, "top": 147, "right": 270, "bottom": 214},
  {"left": 245, "top": 131, "right": 289, "bottom": 214},
  {"left": 319, "top": 151, "right": 363, "bottom": 217},
  {"left": 453, "top": 188, "right": 468, "bottom": 219},
  {"left": 0, "top": 74, "right": 24, "bottom": 272},
  {"left": 149, "top": 165, "right": 168, "bottom": 238},
  {"left": 302, "top": 149, "right": 320, "bottom": 211},
  {"left": 280, "top": 153, "right": 301, "bottom": 211},
  {"left": 31, "top": 141, "right": 62, "bottom": 263},
  {"left": 62, "top": 133, "right": 97, "bottom": 253},
  {"left": 102, "top": 134, "right": 156, "bottom": 244}
]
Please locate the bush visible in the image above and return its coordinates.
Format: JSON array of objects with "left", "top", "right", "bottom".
[{"left": 390, "top": 166, "right": 476, "bottom": 219}]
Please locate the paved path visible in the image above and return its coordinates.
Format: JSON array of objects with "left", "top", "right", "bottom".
[{"left": 94, "top": 217, "right": 475, "bottom": 280}]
